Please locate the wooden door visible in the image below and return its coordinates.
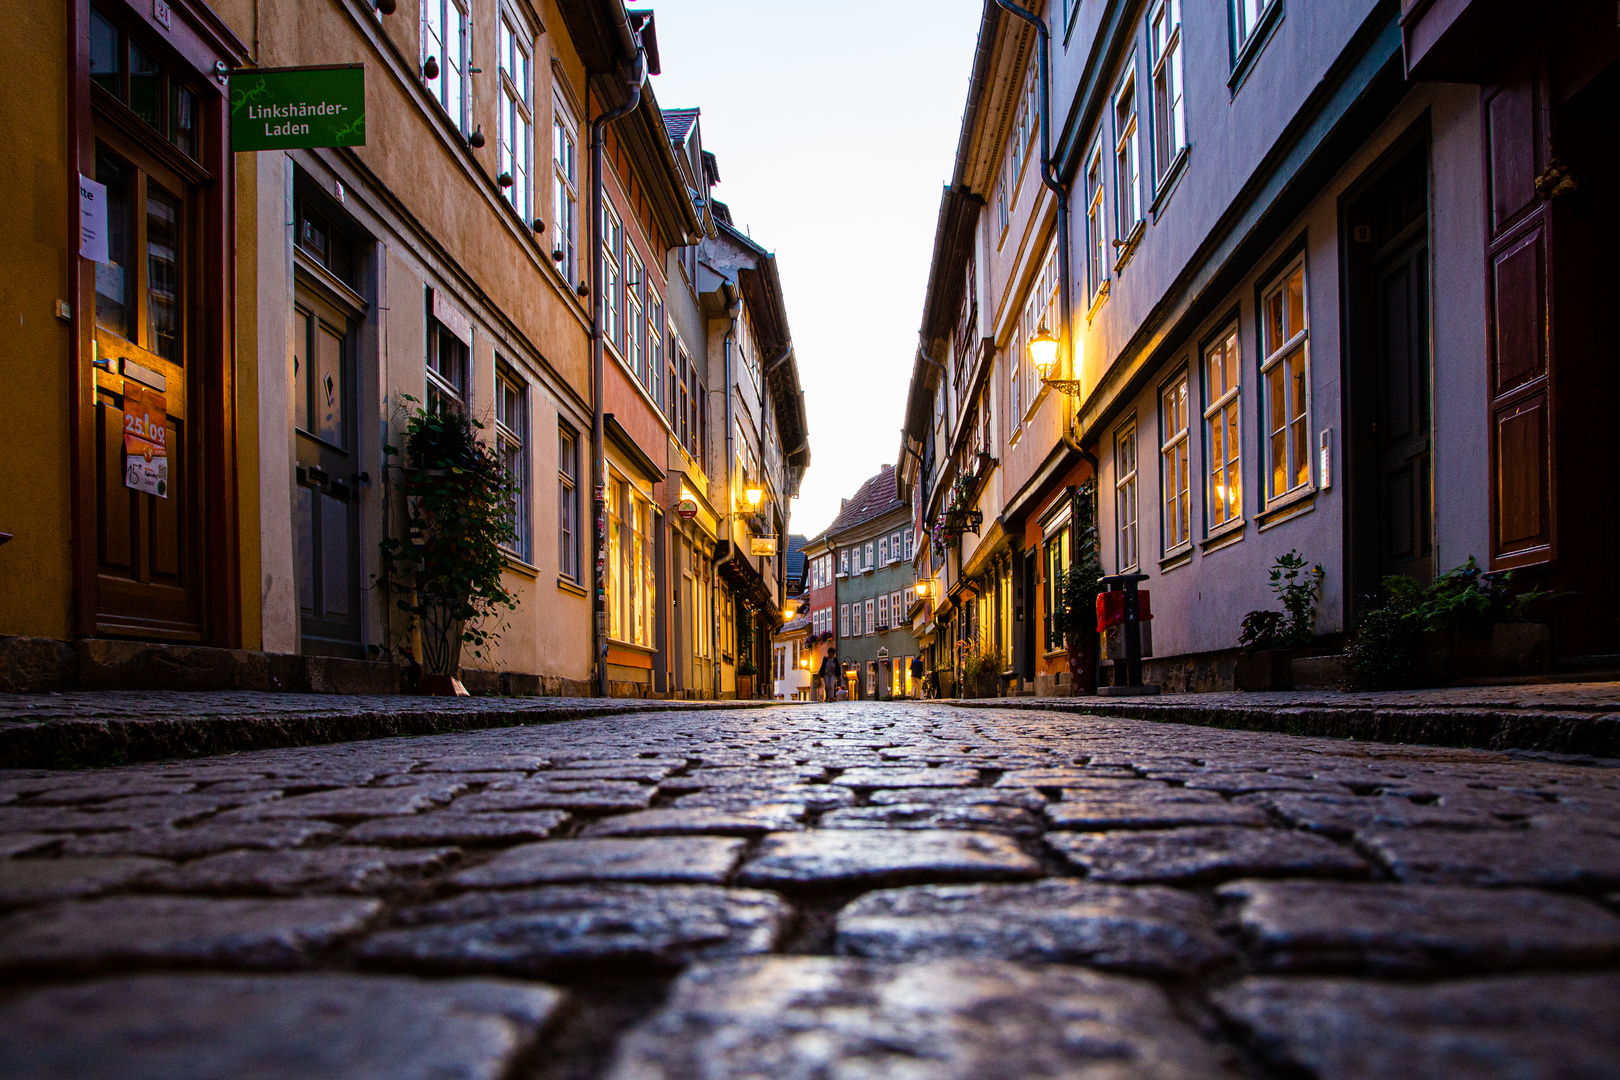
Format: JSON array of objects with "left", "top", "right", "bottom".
[
  {"left": 292, "top": 281, "right": 363, "bottom": 657},
  {"left": 90, "top": 130, "right": 203, "bottom": 640}
]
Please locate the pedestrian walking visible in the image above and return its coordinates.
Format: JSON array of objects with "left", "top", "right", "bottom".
[
  {"left": 909, "top": 655, "right": 924, "bottom": 698},
  {"left": 820, "top": 648, "right": 838, "bottom": 702}
]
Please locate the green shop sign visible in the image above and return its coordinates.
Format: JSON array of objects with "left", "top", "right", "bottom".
[{"left": 231, "top": 65, "right": 365, "bottom": 152}]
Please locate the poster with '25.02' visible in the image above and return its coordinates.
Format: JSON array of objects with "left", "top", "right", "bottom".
[{"left": 123, "top": 383, "right": 168, "bottom": 498}]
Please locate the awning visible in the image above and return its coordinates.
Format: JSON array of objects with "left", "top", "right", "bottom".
[{"left": 604, "top": 413, "right": 665, "bottom": 486}]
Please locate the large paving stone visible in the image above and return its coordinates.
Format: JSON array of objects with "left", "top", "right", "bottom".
[
  {"left": 1045, "top": 792, "right": 1270, "bottom": 830},
  {"left": 451, "top": 837, "right": 747, "bottom": 887},
  {"left": 1213, "top": 973, "right": 1620, "bottom": 1080},
  {"left": 603, "top": 956, "right": 1233, "bottom": 1079},
  {"left": 834, "top": 767, "right": 982, "bottom": 788},
  {"left": 222, "top": 785, "right": 463, "bottom": 821},
  {"left": 542, "top": 765, "right": 673, "bottom": 783},
  {"left": 346, "top": 811, "right": 570, "bottom": 846},
  {"left": 143, "top": 846, "right": 459, "bottom": 895},
  {"left": 1049, "top": 827, "right": 1367, "bottom": 884},
  {"left": 1360, "top": 826, "right": 1620, "bottom": 887},
  {"left": 581, "top": 804, "right": 805, "bottom": 837},
  {"left": 1218, "top": 880, "right": 1620, "bottom": 974},
  {"left": 359, "top": 884, "right": 790, "bottom": 972},
  {"left": 0, "top": 972, "right": 564, "bottom": 1080},
  {"left": 455, "top": 783, "right": 654, "bottom": 813},
  {"left": 0, "top": 834, "right": 58, "bottom": 857},
  {"left": 1260, "top": 793, "right": 1499, "bottom": 837},
  {"left": 836, "top": 880, "right": 1230, "bottom": 974},
  {"left": 0, "top": 856, "right": 169, "bottom": 906},
  {"left": 736, "top": 829, "right": 1042, "bottom": 888},
  {"left": 0, "top": 799, "right": 229, "bottom": 833},
  {"left": 671, "top": 785, "right": 856, "bottom": 812},
  {"left": 869, "top": 786, "right": 1049, "bottom": 811},
  {"left": 820, "top": 802, "right": 1042, "bottom": 836},
  {"left": 0, "top": 895, "right": 381, "bottom": 972},
  {"left": 61, "top": 821, "right": 339, "bottom": 858},
  {"left": 995, "top": 768, "right": 1142, "bottom": 788}
]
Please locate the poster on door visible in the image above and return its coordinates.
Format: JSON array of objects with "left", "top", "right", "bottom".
[{"left": 123, "top": 383, "right": 169, "bottom": 498}]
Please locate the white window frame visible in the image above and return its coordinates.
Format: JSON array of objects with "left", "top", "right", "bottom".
[
  {"left": 877, "top": 593, "right": 889, "bottom": 629},
  {"left": 864, "top": 599, "right": 875, "bottom": 635},
  {"left": 602, "top": 202, "right": 623, "bottom": 354},
  {"left": 1261, "top": 259, "right": 1312, "bottom": 503},
  {"left": 1086, "top": 139, "right": 1108, "bottom": 302},
  {"left": 878, "top": 536, "right": 888, "bottom": 566},
  {"left": 1113, "top": 62, "right": 1142, "bottom": 247},
  {"left": 625, "top": 247, "right": 644, "bottom": 382},
  {"left": 558, "top": 423, "right": 579, "bottom": 581},
  {"left": 647, "top": 285, "right": 663, "bottom": 400},
  {"left": 1149, "top": 0, "right": 1186, "bottom": 189},
  {"left": 851, "top": 601, "right": 862, "bottom": 637},
  {"left": 551, "top": 103, "right": 578, "bottom": 283},
  {"left": 891, "top": 591, "right": 903, "bottom": 625},
  {"left": 1015, "top": 243, "right": 1060, "bottom": 423},
  {"left": 889, "top": 532, "right": 901, "bottom": 563},
  {"left": 1204, "top": 325, "right": 1242, "bottom": 529},
  {"left": 1160, "top": 370, "right": 1191, "bottom": 554},
  {"left": 422, "top": 0, "right": 469, "bottom": 134},
  {"left": 1116, "top": 420, "right": 1139, "bottom": 571},
  {"left": 1233, "top": 0, "right": 1278, "bottom": 58},
  {"left": 495, "top": 362, "right": 529, "bottom": 560},
  {"left": 497, "top": 10, "right": 532, "bottom": 218},
  {"left": 840, "top": 603, "right": 850, "bottom": 637},
  {"left": 864, "top": 542, "right": 874, "bottom": 571},
  {"left": 903, "top": 528, "right": 914, "bottom": 560},
  {"left": 839, "top": 549, "right": 849, "bottom": 576}
]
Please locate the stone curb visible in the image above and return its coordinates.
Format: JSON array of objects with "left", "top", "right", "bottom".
[
  {"left": 944, "top": 699, "right": 1620, "bottom": 759},
  {"left": 0, "top": 700, "right": 783, "bottom": 771}
]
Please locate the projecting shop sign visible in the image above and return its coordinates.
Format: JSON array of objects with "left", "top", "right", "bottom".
[{"left": 230, "top": 65, "right": 365, "bottom": 151}]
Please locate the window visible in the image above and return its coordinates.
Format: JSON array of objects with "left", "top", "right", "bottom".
[
  {"left": 864, "top": 542, "right": 874, "bottom": 570},
  {"left": 891, "top": 591, "right": 903, "bottom": 625},
  {"left": 903, "top": 587, "right": 915, "bottom": 612},
  {"left": 647, "top": 289, "right": 663, "bottom": 402},
  {"left": 889, "top": 532, "right": 902, "bottom": 563},
  {"left": 602, "top": 204, "right": 622, "bottom": 352},
  {"left": 864, "top": 599, "right": 875, "bottom": 635},
  {"left": 877, "top": 593, "right": 889, "bottom": 629},
  {"left": 497, "top": 12, "right": 532, "bottom": 216},
  {"left": 1233, "top": 0, "right": 1277, "bottom": 56},
  {"left": 1043, "top": 525, "right": 1071, "bottom": 650},
  {"left": 839, "top": 549, "right": 849, "bottom": 575},
  {"left": 1149, "top": 0, "right": 1186, "bottom": 186},
  {"left": 495, "top": 364, "right": 528, "bottom": 559},
  {"left": 551, "top": 106, "right": 578, "bottom": 282},
  {"left": 840, "top": 603, "right": 850, "bottom": 637},
  {"left": 625, "top": 248, "right": 644, "bottom": 381},
  {"left": 866, "top": 661, "right": 876, "bottom": 696},
  {"left": 89, "top": 6, "right": 201, "bottom": 159},
  {"left": 1204, "top": 326, "right": 1242, "bottom": 528},
  {"left": 1114, "top": 65, "right": 1141, "bottom": 242},
  {"left": 295, "top": 197, "right": 357, "bottom": 287},
  {"left": 996, "top": 182, "right": 1009, "bottom": 235},
  {"left": 422, "top": 0, "right": 469, "bottom": 133},
  {"left": 558, "top": 425, "right": 580, "bottom": 581},
  {"left": 426, "top": 293, "right": 468, "bottom": 414},
  {"left": 1086, "top": 140, "right": 1108, "bottom": 300},
  {"left": 878, "top": 537, "right": 888, "bottom": 565},
  {"left": 1116, "top": 422, "right": 1139, "bottom": 570},
  {"left": 904, "top": 528, "right": 914, "bottom": 560},
  {"left": 1161, "top": 372, "right": 1191, "bottom": 552},
  {"left": 1261, "top": 262, "right": 1310, "bottom": 501},
  {"left": 851, "top": 601, "right": 861, "bottom": 637},
  {"left": 606, "top": 477, "right": 655, "bottom": 646}
]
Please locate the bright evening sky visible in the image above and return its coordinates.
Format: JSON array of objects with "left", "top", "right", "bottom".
[{"left": 648, "top": 0, "right": 985, "bottom": 539}]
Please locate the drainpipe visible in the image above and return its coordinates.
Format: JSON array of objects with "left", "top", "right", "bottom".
[
  {"left": 590, "top": 35, "right": 648, "bottom": 698},
  {"left": 992, "top": 0, "right": 1082, "bottom": 457},
  {"left": 712, "top": 289, "right": 742, "bottom": 693}
]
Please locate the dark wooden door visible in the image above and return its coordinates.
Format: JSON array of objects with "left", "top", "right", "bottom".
[
  {"left": 292, "top": 281, "right": 363, "bottom": 657},
  {"left": 90, "top": 131, "right": 204, "bottom": 641}
]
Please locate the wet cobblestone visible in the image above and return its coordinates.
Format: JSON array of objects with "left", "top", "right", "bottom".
[{"left": 2, "top": 700, "right": 1619, "bottom": 1078}]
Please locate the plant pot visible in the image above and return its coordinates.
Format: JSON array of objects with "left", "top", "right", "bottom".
[
  {"left": 418, "top": 674, "right": 470, "bottom": 697},
  {"left": 1066, "top": 636, "right": 1099, "bottom": 696},
  {"left": 963, "top": 672, "right": 999, "bottom": 699},
  {"left": 1235, "top": 648, "right": 1314, "bottom": 691},
  {"left": 735, "top": 675, "right": 754, "bottom": 699},
  {"left": 1419, "top": 622, "right": 1551, "bottom": 682}
]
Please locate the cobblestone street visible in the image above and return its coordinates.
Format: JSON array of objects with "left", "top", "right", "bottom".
[{"left": 2, "top": 701, "right": 1619, "bottom": 1079}]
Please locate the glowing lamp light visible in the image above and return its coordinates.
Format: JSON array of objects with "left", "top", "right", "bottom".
[
  {"left": 1028, "top": 324, "right": 1060, "bottom": 379},
  {"left": 800, "top": 657, "right": 810, "bottom": 668},
  {"left": 745, "top": 486, "right": 764, "bottom": 509}
]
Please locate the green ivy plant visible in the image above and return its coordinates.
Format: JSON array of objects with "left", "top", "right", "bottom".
[
  {"left": 1239, "top": 551, "right": 1325, "bottom": 651},
  {"left": 378, "top": 397, "right": 519, "bottom": 675}
]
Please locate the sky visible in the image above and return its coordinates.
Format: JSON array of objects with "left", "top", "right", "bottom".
[{"left": 648, "top": 0, "right": 985, "bottom": 539}]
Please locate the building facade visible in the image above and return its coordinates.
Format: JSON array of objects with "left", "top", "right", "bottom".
[
  {"left": 1, "top": 0, "right": 809, "bottom": 699},
  {"left": 800, "top": 531, "right": 837, "bottom": 698},
  {"left": 901, "top": 0, "right": 1618, "bottom": 693},
  {"left": 827, "top": 466, "right": 918, "bottom": 700}
]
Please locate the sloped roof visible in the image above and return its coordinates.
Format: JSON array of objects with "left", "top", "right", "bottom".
[
  {"left": 779, "top": 611, "right": 812, "bottom": 635},
  {"left": 663, "top": 107, "right": 699, "bottom": 142},
  {"left": 828, "top": 464, "right": 904, "bottom": 537},
  {"left": 785, "top": 533, "right": 807, "bottom": 583}
]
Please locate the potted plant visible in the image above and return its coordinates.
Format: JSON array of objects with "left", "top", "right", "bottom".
[
  {"left": 958, "top": 642, "right": 1003, "bottom": 699},
  {"left": 1055, "top": 481, "right": 1103, "bottom": 695},
  {"left": 1235, "top": 551, "right": 1325, "bottom": 690},
  {"left": 379, "top": 398, "right": 519, "bottom": 696},
  {"left": 735, "top": 657, "right": 757, "bottom": 699}
]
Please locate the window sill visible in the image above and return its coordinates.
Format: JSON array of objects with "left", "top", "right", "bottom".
[
  {"left": 1112, "top": 220, "right": 1146, "bottom": 275},
  {"left": 607, "top": 638, "right": 658, "bottom": 655},
  {"left": 1086, "top": 280, "right": 1111, "bottom": 325},
  {"left": 1149, "top": 146, "right": 1190, "bottom": 220},
  {"left": 1258, "top": 488, "right": 1315, "bottom": 531},
  {"left": 557, "top": 576, "right": 588, "bottom": 598},
  {"left": 1228, "top": 0, "right": 1284, "bottom": 96},
  {"left": 1159, "top": 547, "right": 1193, "bottom": 572},
  {"left": 1201, "top": 521, "right": 1246, "bottom": 553},
  {"left": 503, "top": 554, "right": 540, "bottom": 579}
]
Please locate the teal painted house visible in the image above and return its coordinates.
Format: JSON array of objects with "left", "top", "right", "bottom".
[{"left": 829, "top": 466, "right": 918, "bottom": 700}]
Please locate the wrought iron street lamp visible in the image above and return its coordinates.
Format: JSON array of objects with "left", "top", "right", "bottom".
[{"left": 1031, "top": 323, "right": 1085, "bottom": 399}]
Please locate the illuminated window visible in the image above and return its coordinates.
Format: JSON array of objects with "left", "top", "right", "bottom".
[
  {"left": 1204, "top": 326, "right": 1242, "bottom": 528},
  {"left": 1261, "top": 262, "right": 1310, "bottom": 501}
]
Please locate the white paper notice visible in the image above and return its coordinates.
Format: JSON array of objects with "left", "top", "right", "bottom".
[{"left": 79, "top": 175, "right": 109, "bottom": 264}]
